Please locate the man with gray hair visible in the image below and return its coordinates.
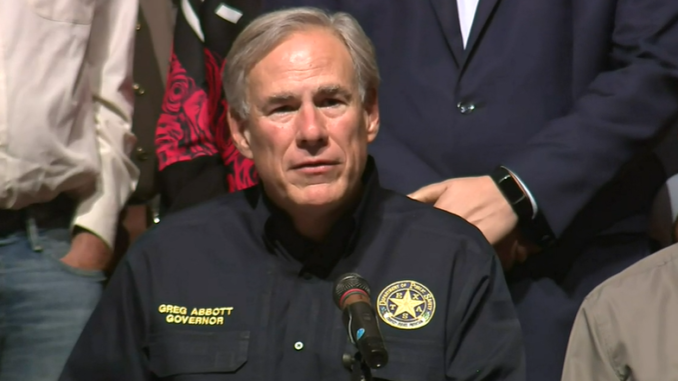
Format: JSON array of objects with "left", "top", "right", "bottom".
[{"left": 58, "top": 8, "right": 524, "bottom": 380}]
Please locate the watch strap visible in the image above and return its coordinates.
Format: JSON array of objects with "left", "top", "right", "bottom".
[
  {"left": 490, "top": 166, "right": 556, "bottom": 248},
  {"left": 490, "top": 166, "right": 533, "bottom": 222}
]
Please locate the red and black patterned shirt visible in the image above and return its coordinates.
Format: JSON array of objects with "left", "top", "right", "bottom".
[{"left": 155, "top": 0, "right": 261, "bottom": 212}]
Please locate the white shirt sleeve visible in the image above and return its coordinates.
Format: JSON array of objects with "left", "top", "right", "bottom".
[{"left": 73, "top": 0, "right": 140, "bottom": 248}]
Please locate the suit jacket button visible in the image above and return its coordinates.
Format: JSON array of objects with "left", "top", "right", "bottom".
[
  {"left": 457, "top": 102, "right": 476, "bottom": 114},
  {"left": 133, "top": 83, "right": 145, "bottom": 95},
  {"left": 135, "top": 147, "right": 149, "bottom": 161}
]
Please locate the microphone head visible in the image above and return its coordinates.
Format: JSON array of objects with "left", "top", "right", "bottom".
[{"left": 333, "top": 273, "right": 371, "bottom": 309}]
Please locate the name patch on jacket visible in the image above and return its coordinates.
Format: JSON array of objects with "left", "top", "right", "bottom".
[{"left": 158, "top": 304, "right": 233, "bottom": 326}]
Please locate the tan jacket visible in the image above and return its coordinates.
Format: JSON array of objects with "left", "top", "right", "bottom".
[
  {"left": 129, "top": 0, "right": 175, "bottom": 203},
  {"left": 561, "top": 243, "right": 678, "bottom": 381}
]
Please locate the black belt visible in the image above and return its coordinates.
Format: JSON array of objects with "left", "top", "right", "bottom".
[{"left": 0, "top": 194, "right": 75, "bottom": 236}]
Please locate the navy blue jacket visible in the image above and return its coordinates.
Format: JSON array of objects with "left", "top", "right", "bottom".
[{"left": 59, "top": 161, "right": 524, "bottom": 380}]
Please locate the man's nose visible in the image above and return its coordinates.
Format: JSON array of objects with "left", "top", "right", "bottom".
[{"left": 295, "top": 105, "right": 329, "bottom": 150}]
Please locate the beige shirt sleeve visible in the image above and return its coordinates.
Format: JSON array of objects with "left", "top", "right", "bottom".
[
  {"left": 561, "top": 244, "right": 678, "bottom": 381},
  {"left": 561, "top": 296, "right": 622, "bottom": 381},
  {"left": 73, "top": 0, "right": 140, "bottom": 248}
]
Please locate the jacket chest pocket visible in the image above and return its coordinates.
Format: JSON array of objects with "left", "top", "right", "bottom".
[
  {"left": 149, "top": 330, "right": 251, "bottom": 380},
  {"left": 370, "top": 336, "right": 445, "bottom": 381}
]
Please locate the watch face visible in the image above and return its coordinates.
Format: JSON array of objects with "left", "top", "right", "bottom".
[{"left": 499, "top": 176, "right": 525, "bottom": 202}]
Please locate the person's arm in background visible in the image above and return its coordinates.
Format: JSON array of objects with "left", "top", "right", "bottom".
[
  {"left": 155, "top": 0, "right": 260, "bottom": 215},
  {"left": 411, "top": 0, "right": 678, "bottom": 267},
  {"left": 501, "top": 0, "right": 678, "bottom": 237},
  {"left": 62, "top": 0, "right": 140, "bottom": 273},
  {"left": 560, "top": 297, "right": 620, "bottom": 381}
]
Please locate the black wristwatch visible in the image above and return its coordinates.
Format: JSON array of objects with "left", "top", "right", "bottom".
[
  {"left": 489, "top": 166, "right": 533, "bottom": 222},
  {"left": 490, "top": 166, "right": 556, "bottom": 248}
]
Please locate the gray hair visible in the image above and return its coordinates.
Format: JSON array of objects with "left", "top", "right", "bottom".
[{"left": 222, "top": 7, "right": 380, "bottom": 120}]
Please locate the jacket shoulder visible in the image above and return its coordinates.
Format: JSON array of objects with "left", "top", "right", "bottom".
[
  {"left": 583, "top": 243, "right": 678, "bottom": 308},
  {"left": 378, "top": 189, "right": 494, "bottom": 258}
]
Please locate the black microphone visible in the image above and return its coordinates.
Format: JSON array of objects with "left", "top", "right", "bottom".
[{"left": 333, "top": 273, "right": 388, "bottom": 369}]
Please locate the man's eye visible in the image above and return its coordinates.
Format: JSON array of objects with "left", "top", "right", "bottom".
[
  {"left": 272, "top": 105, "right": 295, "bottom": 114},
  {"left": 319, "top": 99, "right": 342, "bottom": 107}
]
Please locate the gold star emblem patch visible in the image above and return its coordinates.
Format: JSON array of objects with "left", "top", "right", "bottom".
[{"left": 376, "top": 280, "right": 436, "bottom": 329}]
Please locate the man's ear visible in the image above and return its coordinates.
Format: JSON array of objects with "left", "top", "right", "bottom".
[
  {"left": 227, "top": 109, "right": 253, "bottom": 159},
  {"left": 363, "top": 89, "right": 380, "bottom": 143}
]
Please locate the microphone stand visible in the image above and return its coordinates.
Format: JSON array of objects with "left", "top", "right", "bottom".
[{"left": 344, "top": 352, "right": 373, "bottom": 381}]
